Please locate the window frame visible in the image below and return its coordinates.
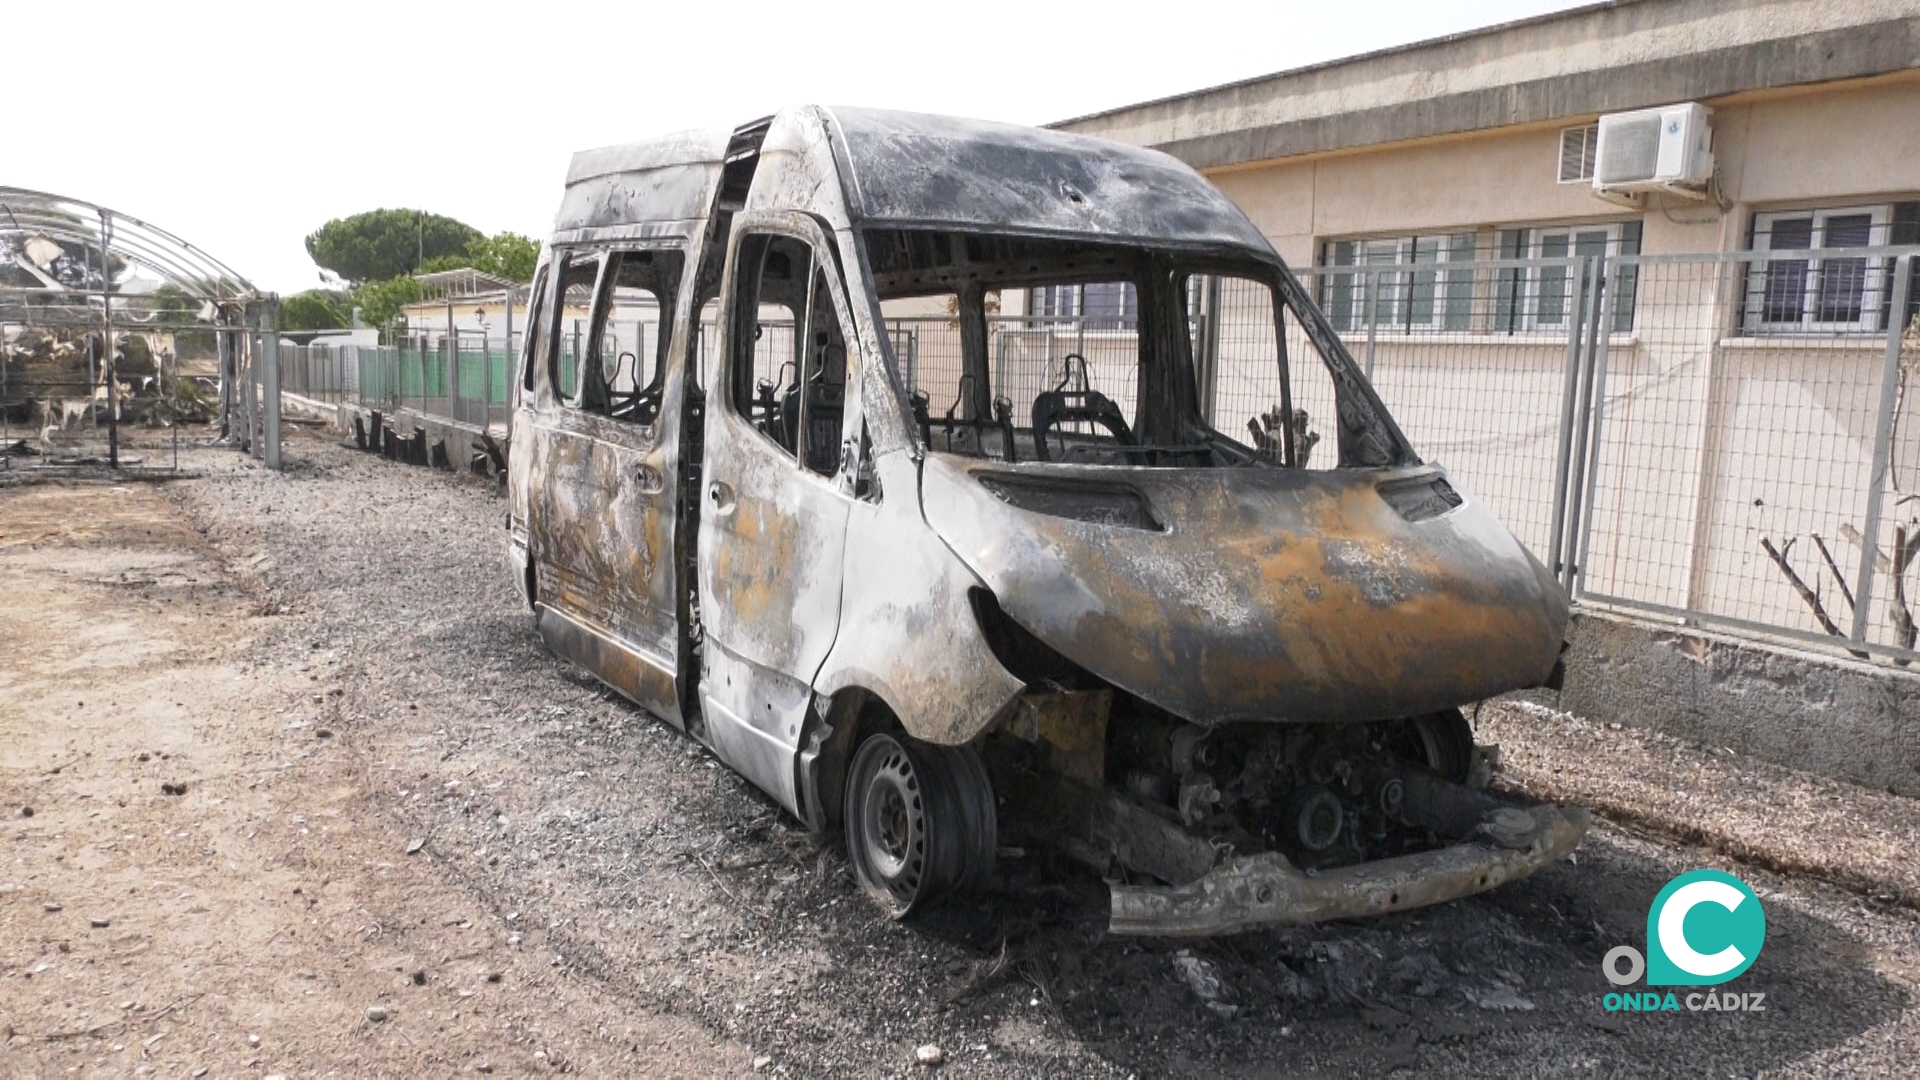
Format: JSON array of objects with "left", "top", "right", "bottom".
[
  {"left": 1518, "top": 224, "right": 1618, "bottom": 331},
  {"left": 722, "top": 218, "right": 861, "bottom": 481},
  {"left": 576, "top": 244, "right": 682, "bottom": 425},
  {"left": 1031, "top": 281, "right": 1139, "bottom": 324},
  {"left": 1743, "top": 204, "right": 1894, "bottom": 335},
  {"left": 518, "top": 263, "right": 551, "bottom": 398},
  {"left": 545, "top": 249, "right": 603, "bottom": 405},
  {"left": 1318, "top": 232, "right": 1478, "bottom": 334}
]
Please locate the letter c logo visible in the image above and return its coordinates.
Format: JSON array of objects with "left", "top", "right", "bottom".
[
  {"left": 1657, "top": 880, "right": 1747, "bottom": 977},
  {"left": 1645, "top": 870, "right": 1766, "bottom": 986}
]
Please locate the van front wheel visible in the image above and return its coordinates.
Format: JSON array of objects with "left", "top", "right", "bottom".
[{"left": 844, "top": 732, "right": 996, "bottom": 918}]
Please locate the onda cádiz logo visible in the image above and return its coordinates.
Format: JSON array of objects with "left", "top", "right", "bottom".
[{"left": 1601, "top": 869, "right": 1768, "bottom": 1014}]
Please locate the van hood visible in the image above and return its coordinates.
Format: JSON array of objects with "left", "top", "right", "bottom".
[{"left": 919, "top": 455, "right": 1567, "bottom": 725}]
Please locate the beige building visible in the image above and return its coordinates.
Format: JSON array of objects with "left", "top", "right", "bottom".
[
  {"left": 1054, "top": 0, "right": 1920, "bottom": 270},
  {"left": 1053, "top": 0, "right": 1920, "bottom": 661}
]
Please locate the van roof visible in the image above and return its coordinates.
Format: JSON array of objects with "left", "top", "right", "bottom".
[
  {"left": 824, "top": 107, "right": 1270, "bottom": 251},
  {"left": 556, "top": 107, "right": 1272, "bottom": 254}
]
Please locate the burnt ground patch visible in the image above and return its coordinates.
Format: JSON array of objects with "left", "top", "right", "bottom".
[{"left": 160, "top": 431, "right": 1920, "bottom": 1076}]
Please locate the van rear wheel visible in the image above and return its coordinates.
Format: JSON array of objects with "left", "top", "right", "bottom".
[{"left": 844, "top": 732, "right": 995, "bottom": 918}]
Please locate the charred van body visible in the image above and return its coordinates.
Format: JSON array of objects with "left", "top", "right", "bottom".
[{"left": 507, "top": 106, "right": 1585, "bottom": 935}]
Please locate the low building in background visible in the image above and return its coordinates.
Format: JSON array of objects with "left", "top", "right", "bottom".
[{"left": 1050, "top": 0, "right": 1920, "bottom": 666}]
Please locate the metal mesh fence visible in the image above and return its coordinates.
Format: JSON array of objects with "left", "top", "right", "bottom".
[
  {"left": 1, "top": 295, "right": 233, "bottom": 471},
  {"left": 1283, "top": 247, "right": 1918, "bottom": 667},
  {"left": 1576, "top": 248, "right": 1920, "bottom": 665},
  {"left": 279, "top": 329, "right": 529, "bottom": 437},
  {"left": 1293, "top": 260, "right": 1586, "bottom": 560}
]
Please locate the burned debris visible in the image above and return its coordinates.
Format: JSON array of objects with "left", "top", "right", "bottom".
[{"left": 2, "top": 186, "right": 262, "bottom": 469}]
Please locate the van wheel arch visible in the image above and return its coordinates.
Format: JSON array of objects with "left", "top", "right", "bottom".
[{"left": 798, "top": 688, "right": 899, "bottom": 834}]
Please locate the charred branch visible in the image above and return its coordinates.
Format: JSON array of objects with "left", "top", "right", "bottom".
[{"left": 1761, "top": 536, "right": 1869, "bottom": 659}]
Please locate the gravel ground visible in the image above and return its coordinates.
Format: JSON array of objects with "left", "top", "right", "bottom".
[
  {"left": 22, "top": 427, "right": 1920, "bottom": 1075},
  {"left": 1482, "top": 700, "right": 1920, "bottom": 909}
]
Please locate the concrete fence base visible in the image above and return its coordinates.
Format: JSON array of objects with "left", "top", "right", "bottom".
[{"left": 1548, "top": 611, "right": 1920, "bottom": 797}]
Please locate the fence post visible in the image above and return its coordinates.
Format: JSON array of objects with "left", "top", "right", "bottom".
[
  {"left": 1850, "top": 253, "right": 1912, "bottom": 643},
  {"left": 446, "top": 301, "right": 458, "bottom": 423},
  {"left": 1567, "top": 254, "right": 1614, "bottom": 595},
  {"left": 503, "top": 288, "right": 514, "bottom": 427},
  {"left": 1363, "top": 268, "right": 1379, "bottom": 378},
  {"left": 1547, "top": 257, "right": 1589, "bottom": 583},
  {"left": 1200, "top": 273, "right": 1223, "bottom": 425},
  {"left": 262, "top": 303, "right": 281, "bottom": 470},
  {"left": 216, "top": 326, "right": 233, "bottom": 439},
  {"left": 245, "top": 330, "right": 259, "bottom": 458}
]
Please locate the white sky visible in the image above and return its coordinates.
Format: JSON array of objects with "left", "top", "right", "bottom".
[{"left": 9, "top": 0, "right": 1589, "bottom": 293}]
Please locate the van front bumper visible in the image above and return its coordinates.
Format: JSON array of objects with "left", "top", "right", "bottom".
[{"left": 1108, "top": 803, "right": 1588, "bottom": 936}]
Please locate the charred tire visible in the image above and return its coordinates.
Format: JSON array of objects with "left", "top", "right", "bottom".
[
  {"left": 1396, "top": 708, "right": 1475, "bottom": 783},
  {"left": 843, "top": 733, "right": 996, "bottom": 918}
]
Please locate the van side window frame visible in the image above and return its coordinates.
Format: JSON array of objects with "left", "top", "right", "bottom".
[
  {"left": 724, "top": 224, "right": 857, "bottom": 481},
  {"left": 519, "top": 263, "right": 551, "bottom": 398},
  {"left": 578, "top": 245, "right": 684, "bottom": 428},
  {"left": 546, "top": 250, "right": 604, "bottom": 406}
]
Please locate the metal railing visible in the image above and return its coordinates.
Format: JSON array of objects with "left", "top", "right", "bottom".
[{"left": 277, "top": 329, "right": 527, "bottom": 436}]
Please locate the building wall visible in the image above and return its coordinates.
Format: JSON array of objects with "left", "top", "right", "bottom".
[
  {"left": 1206, "top": 71, "right": 1920, "bottom": 265},
  {"left": 1055, "top": 0, "right": 1920, "bottom": 171}
]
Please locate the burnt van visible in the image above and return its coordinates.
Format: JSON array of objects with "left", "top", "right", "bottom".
[{"left": 506, "top": 107, "right": 1585, "bottom": 936}]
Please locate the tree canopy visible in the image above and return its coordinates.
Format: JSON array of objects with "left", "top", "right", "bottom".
[
  {"left": 304, "top": 209, "right": 481, "bottom": 284},
  {"left": 145, "top": 283, "right": 204, "bottom": 322},
  {"left": 416, "top": 232, "right": 540, "bottom": 283},
  {"left": 464, "top": 232, "right": 540, "bottom": 283},
  {"left": 280, "top": 289, "right": 352, "bottom": 331},
  {"left": 349, "top": 277, "right": 423, "bottom": 331}
]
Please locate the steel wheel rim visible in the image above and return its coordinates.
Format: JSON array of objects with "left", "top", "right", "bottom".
[{"left": 854, "top": 740, "right": 927, "bottom": 907}]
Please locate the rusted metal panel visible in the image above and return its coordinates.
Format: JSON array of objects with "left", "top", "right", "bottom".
[
  {"left": 1003, "top": 689, "right": 1112, "bottom": 788},
  {"left": 743, "top": 110, "right": 856, "bottom": 227},
  {"left": 921, "top": 454, "right": 1567, "bottom": 725},
  {"left": 696, "top": 211, "right": 859, "bottom": 791},
  {"left": 697, "top": 410, "right": 851, "bottom": 677},
  {"left": 537, "top": 604, "right": 679, "bottom": 724},
  {"left": 553, "top": 130, "right": 731, "bottom": 242},
  {"left": 525, "top": 261, "right": 690, "bottom": 721}
]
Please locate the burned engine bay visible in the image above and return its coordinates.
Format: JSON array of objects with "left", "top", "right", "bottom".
[{"left": 981, "top": 682, "right": 1587, "bottom": 936}]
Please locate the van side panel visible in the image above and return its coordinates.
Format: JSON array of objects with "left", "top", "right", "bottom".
[{"left": 813, "top": 451, "right": 1025, "bottom": 745}]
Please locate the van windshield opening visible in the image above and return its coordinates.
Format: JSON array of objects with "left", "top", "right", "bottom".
[{"left": 862, "top": 229, "right": 1410, "bottom": 469}]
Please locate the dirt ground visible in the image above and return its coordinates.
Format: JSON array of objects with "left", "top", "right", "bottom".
[{"left": 4, "top": 430, "right": 1920, "bottom": 1076}]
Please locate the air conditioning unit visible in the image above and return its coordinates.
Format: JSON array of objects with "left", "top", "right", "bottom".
[{"left": 1592, "top": 103, "right": 1713, "bottom": 195}]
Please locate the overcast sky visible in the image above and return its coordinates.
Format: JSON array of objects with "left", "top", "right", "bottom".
[{"left": 10, "top": 0, "right": 1589, "bottom": 293}]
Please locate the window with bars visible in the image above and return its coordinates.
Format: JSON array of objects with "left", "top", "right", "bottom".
[
  {"left": 1741, "top": 202, "right": 1920, "bottom": 334},
  {"left": 1032, "top": 281, "right": 1137, "bottom": 325},
  {"left": 1318, "top": 233, "right": 1478, "bottom": 333},
  {"left": 1494, "top": 221, "right": 1641, "bottom": 333},
  {"left": 1558, "top": 124, "right": 1599, "bottom": 184},
  {"left": 1316, "top": 220, "right": 1641, "bottom": 335}
]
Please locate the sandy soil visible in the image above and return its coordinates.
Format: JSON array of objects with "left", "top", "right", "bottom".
[
  {"left": 0, "top": 478, "right": 741, "bottom": 1076},
  {"left": 3, "top": 430, "right": 1920, "bottom": 1076}
]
